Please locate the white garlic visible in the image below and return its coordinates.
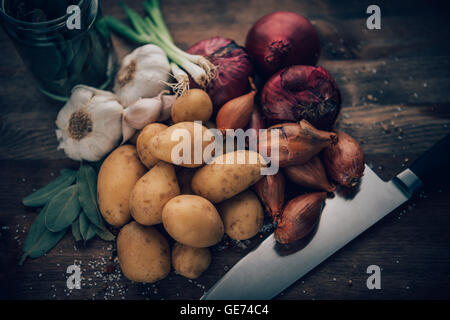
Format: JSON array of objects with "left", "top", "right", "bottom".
[
  {"left": 121, "top": 91, "right": 177, "bottom": 143},
  {"left": 114, "top": 44, "right": 170, "bottom": 106},
  {"left": 55, "top": 85, "right": 124, "bottom": 161}
]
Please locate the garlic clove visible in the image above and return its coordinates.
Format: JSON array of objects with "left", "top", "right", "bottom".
[
  {"left": 121, "top": 117, "right": 137, "bottom": 145},
  {"left": 158, "top": 93, "right": 177, "bottom": 122},
  {"left": 123, "top": 98, "right": 163, "bottom": 130}
]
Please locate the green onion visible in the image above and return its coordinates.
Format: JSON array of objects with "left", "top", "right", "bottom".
[{"left": 105, "top": 0, "right": 215, "bottom": 93}]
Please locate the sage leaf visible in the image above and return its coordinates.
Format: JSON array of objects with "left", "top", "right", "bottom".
[
  {"left": 22, "top": 169, "right": 77, "bottom": 207},
  {"left": 45, "top": 185, "right": 80, "bottom": 232},
  {"left": 19, "top": 204, "right": 67, "bottom": 265},
  {"left": 79, "top": 212, "right": 96, "bottom": 242},
  {"left": 95, "top": 226, "right": 116, "bottom": 241},
  {"left": 71, "top": 217, "right": 82, "bottom": 242},
  {"left": 77, "top": 164, "right": 103, "bottom": 229}
]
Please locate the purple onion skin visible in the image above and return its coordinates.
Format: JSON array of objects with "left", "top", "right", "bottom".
[
  {"left": 245, "top": 11, "right": 320, "bottom": 79},
  {"left": 261, "top": 65, "right": 341, "bottom": 130},
  {"left": 187, "top": 36, "right": 253, "bottom": 112}
]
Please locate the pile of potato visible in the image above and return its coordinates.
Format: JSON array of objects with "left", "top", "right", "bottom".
[{"left": 97, "top": 90, "right": 267, "bottom": 283}]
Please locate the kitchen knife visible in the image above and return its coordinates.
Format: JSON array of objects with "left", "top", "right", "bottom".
[{"left": 202, "top": 134, "right": 450, "bottom": 300}]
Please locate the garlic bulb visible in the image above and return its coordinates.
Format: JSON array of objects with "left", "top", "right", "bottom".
[
  {"left": 56, "top": 85, "right": 124, "bottom": 161},
  {"left": 114, "top": 44, "right": 171, "bottom": 106}
]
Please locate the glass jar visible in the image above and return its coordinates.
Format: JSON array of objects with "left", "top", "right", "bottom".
[{"left": 0, "top": 0, "right": 116, "bottom": 101}]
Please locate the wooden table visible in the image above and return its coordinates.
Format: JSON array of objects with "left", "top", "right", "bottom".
[{"left": 1, "top": 0, "right": 449, "bottom": 300}]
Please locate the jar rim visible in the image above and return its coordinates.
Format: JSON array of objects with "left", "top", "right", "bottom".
[{"left": 0, "top": 0, "right": 85, "bottom": 29}]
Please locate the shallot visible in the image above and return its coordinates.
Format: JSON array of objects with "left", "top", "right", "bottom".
[
  {"left": 322, "top": 130, "right": 365, "bottom": 188},
  {"left": 258, "top": 120, "right": 338, "bottom": 167},
  {"left": 275, "top": 192, "right": 326, "bottom": 244},
  {"left": 284, "top": 157, "right": 336, "bottom": 192}
]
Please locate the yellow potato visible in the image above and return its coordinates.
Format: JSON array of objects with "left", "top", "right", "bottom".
[
  {"left": 149, "top": 122, "right": 213, "bottom": 168},
  {"left": 97, "top": 145, "right": 146, "bottom": 227},
  {"left": 162, "top": 195, "right": 224, "bottom": 247},
  {"left": 171, "top": 89, "right": 213, "bottom": 123},
  {"left": 172, "top": 242, "right": 211, "bottom": 279},
  {"left": 117, "top": 221, "right": 170, "bottom": 283},
  {"left": 219, "top": 190, "right": 264, "bottom": 240},
  {"left": 191, "top": 150, "right": 266, "bottom": 203},
  {"left": 130, "top": 162, "right": 180, "bottom": 226},
  {"left": 136, "top": 123, "right": 168, "bottom": 168}
]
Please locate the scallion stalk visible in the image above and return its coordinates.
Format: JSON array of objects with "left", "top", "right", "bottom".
[{"left": 106, "top": 0, "right": 215, "bottom": 94}]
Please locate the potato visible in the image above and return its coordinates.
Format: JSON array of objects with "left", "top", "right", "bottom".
[
  {"left": 97, "top": 145, "right": 146, "bottom": 227},
  {"left": 136, "top": 123, "right": 168, "bottom": 168},
  {"left": 149, "top": 122, "right": 213, "bottom": 168},
  {"left": 171, "top": 89, "right": 212, "bottom": 123},
  {"left": 162, "top": 195, "right": 224, "bottom": 247},
  {"left": 130, "top": 162, "right": 180, "bottom": 226},
  {"left": 219, "top": 190, "right": 264, "bottom": 240},
  {"left": 191, "top": 150, "right": 266, "bottom": 203},
  {"left": 117, "top": 221, "right": 170, "bottom": 283},
  {"left": 172, "top": 242, "right": 211, "bottom": 279}
]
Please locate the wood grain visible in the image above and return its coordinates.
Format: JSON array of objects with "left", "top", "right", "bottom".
[{"left": 1, "top": 0, "right": 450, "bottom": 300}]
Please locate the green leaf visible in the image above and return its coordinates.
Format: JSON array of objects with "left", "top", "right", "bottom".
[
  {"left": 71, "top": 217, "right": 82, "bottom": 242},
  {"left": 22, "top": 169, "right": 77, "bottom": 207},
  {"left": 19, "top": 204, "right": 67, "bottom": 265},
  {"left": 79, "top": 212, "right": 96, "bottom": 242},
  {"left": 77, "top": 164, "right": 103, "bottom": 229},
  {"left": 45, "top": 185, "right": 81, "bottom": 232},
  {"left": 95, "top": 226, "right": 115, "bottom": 242}
]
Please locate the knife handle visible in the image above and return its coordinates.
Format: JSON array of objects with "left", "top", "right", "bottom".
[{"left": 409, "top": 134, "right": 450, "bottom": 188}]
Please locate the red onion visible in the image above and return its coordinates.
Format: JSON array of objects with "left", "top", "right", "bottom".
[
  {"left": 245, "top": 11, "right": 320, "bottom": 78},
  {"left": 187, "top": 37, "right": 253, "bottom": 112},
  {"left": 261, "top": 65, "right": 341, "bottom": 130}
]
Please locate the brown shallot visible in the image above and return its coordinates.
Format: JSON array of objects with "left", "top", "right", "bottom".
[
  {"left": 253, "top": 171, "right": 285, "bottom": 220},
  {"left": 216, "top": 84, "right": 256, "bottom": 134},
  {"left": 284, "top": 156, "right": 336, "bottom": 192},
  {"left": 258, "top": 120, "right": 337, "bottom": 167},
  {"left": 274, "top": 192, "right": 326, "bottom": 244},
  {"left": 322, "top": 130, "right": 365, "bottom": 188}
]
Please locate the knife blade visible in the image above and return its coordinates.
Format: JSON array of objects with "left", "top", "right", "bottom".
[{"left": 201, "top": 134, "right": 450, "bottom": 300}]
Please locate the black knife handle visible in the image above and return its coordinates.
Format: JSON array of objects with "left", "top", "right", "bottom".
[{"left": 409, "top": 134, "right": 450, "bottom": 187}]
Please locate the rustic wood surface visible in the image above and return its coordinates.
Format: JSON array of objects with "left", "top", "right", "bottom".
[{"left": 1, "top": 0, "right": 450, "bottom": 300}]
